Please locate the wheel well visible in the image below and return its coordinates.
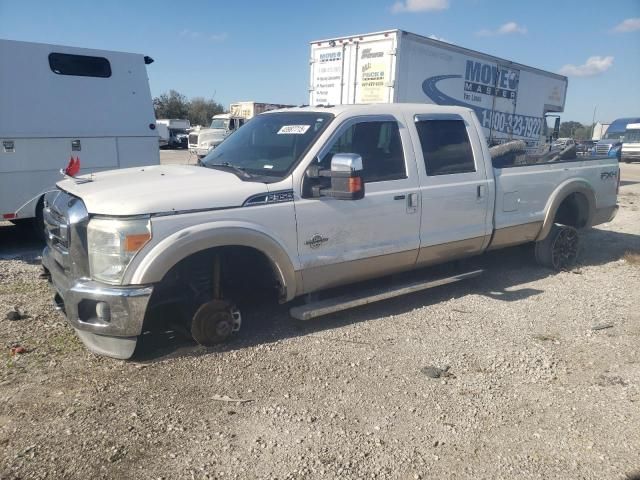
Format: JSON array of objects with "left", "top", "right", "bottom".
[
  {"left": 554, "top": 192, "right": 590, "bottom": 229},
  {"left": 144, "top": 246, "right": 282, "bottom": 327}
]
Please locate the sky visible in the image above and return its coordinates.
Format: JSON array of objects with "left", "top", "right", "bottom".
[{"left": 1, "top": 0, "right": 639, "bottom": 124}]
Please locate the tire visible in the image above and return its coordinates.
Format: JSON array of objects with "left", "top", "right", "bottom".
[
  {"left": 32, "top": 197, "right": 46, "bottom": 242},
  {"left": 535, "top": 224, "right": 580, "bottom": 271}
]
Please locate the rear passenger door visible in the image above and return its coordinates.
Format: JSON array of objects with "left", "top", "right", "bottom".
[{"left": 409, "top": 113, "right": 492, "bottom": 266}]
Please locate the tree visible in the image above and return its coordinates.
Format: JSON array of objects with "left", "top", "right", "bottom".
[
  {"left": 153, "top": 90, "right": 225, "bottom": 127},
  {"left": 559, "top": 121, "right": 584, "bottom": 138},
  {"left": 188, "top": 97, "right": 224, "bottom": 127},
  {"left": 153, "top": 90, "right": 189, "bottom": 119},
  {"left": 573, "top": 124, "right": 594, "bottom": 140}
]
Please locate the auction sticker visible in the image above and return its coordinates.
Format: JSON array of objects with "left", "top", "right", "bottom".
[{"left": 278, "top": 125, "right": 310, "bottom": 135}]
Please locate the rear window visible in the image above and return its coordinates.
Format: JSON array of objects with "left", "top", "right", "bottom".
[
  {"left": 48, "top": 53, "right": 112, "bottom": 78},
  {"left": 416, "top": 120, "right": 476, "bottom": 176}
]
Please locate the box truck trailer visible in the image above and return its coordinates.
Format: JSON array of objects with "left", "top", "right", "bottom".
[
  {"left": 309, "top": 30, "right": 568, "bottom": 152},
  {"left": 0, "top": 39, "right": 159, "bottom": 231},
  {"left": 156, "top": 119, "right": 190, "bottom": 148}
]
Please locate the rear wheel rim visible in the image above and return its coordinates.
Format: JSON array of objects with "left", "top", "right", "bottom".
[{"left": 551, "top": 228, "right": 579, "bottom": 270}]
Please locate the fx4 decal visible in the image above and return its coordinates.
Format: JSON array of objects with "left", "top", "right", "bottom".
[{"left": 600, "top": 171, "right": 618, "bottom": 180}]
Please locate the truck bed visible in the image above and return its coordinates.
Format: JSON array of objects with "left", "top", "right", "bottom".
[{"left": 491, "top": 154, "right": 619, "bottom": 244}]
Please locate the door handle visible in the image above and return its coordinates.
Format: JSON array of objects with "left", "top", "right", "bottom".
[
  {"left": 393, "top": 194, "right": 406, "bottom": 200},
  {"left": 477, "top": 185, "right": 486, "bottom": 198},
  {"left": 408, "top": 193, "right": 419, "bottom": 209}
]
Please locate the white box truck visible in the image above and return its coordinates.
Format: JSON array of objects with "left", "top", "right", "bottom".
[
  {"left": 229, "top": 101, "right": 293, "bottom": 119},
  {"left": 156, "top": 119, "right": 190, "bottom": 148},
  {"left": 0, "top": 39, "right": 159, "bottom": 230},
  {"left": 309, "top": 30, "right": 567, "bottom": 152}
]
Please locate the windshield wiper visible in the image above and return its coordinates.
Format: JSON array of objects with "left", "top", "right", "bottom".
[{"left": 205, "top": 162, "right": 252, "bottom": 178}]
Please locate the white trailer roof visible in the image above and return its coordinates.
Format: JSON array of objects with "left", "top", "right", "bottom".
[{"left": 311, "top": 29, "right": 567, "bottom": 82}]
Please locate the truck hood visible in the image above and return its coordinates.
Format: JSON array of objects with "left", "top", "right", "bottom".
[
  {"left": 197, "top": 128, "right": 227, "bottom": 145},
  {"left": 56, "top": 165, "right": 267, "bottom": 216}
]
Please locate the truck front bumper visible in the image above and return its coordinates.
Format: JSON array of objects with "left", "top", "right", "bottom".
[
  {"left": 42, "top": 247, "right": 153, "bottom": 359},
  {"left": 189, "top": 146, "right": 213, "bottom": 158}
]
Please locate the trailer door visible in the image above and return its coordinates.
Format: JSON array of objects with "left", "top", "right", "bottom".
[
  {"left": 309, "top": 44, "right": 345, "bottom": 105},
  {"left": 352, "top": 37, "right": 396, "bottom": 104}
]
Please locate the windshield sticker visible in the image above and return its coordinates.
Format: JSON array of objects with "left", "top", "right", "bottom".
[
  {"left": 278, "top": 125, "right": 310, "bottom": 135},
  {"left": 263, "top": 165, "right": 274, "bottom": 169}
]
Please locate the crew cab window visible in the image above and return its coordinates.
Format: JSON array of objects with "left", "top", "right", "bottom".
[
  {"left": 48, "top": 53, "right": 112, "bottom": 78},
  {"left": 416, "top": 120, "right": 476, "bottom": 175},
  {"left": 321, "top": 121, "right": 406, "bottom": 182}
]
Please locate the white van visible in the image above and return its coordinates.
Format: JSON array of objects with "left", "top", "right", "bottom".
[
  {"left": 0, "top": 39, "right": 159, "bottom": 230},
  {"left": 622, "top": 123, "right": 640, "bottom": 163}
]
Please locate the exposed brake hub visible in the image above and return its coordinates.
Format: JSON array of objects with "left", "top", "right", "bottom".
[{"left": 191, "top": 300, "right": 242, "bottom": 346}]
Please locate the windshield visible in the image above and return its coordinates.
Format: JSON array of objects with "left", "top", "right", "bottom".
[
  {"left": 210, "top": 118, "right": 229, "bottom": 129},
  {"left": 202, "top": 112, "right": 333, "bottom": 177},
  {"left": 603, "top": 131, "right": 623, "bottom": 140},
  {"left": 625, "top": 129, "right": 640, "bottom": 143}
]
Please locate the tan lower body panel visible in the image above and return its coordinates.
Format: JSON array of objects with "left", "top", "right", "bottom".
[
  {"left": 488, "top": 222, "right": 542, "bottom": 250},
  {"left": 299, "top": 225, "right": 541, "bottom": 295},
  {"left": 416, "top": 236, "right": 486, "bottom": 267},
  {"left": 300, "top": 249, "right": 418, "bottom": 294}
]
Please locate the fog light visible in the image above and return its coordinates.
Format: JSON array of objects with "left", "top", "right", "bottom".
[{"left": 96, "top": 302, "right": 111, "bottom": 322}]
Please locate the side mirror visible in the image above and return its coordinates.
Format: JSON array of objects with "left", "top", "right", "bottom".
[
  {"left": 327, "top": 153, "right": 365, "bottom": 200},
  {"left": 306, "top": 153, "right": 365, "bottom": 200}
]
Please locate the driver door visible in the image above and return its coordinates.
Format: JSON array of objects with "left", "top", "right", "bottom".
[{"left": 293, "top": 115, "right": 421, "bottom": 293}]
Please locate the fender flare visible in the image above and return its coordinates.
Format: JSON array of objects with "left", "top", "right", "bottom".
[
  {"left": 127, "top": 222, "right": 299, "bottom": 302},
  {"left": 536, "top": 180, "right": 596, "bottom": 242}
]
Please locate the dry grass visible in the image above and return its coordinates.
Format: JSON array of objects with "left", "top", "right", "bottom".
[{"left": 623, "top": 251, "right": 640, "bottom": 265}]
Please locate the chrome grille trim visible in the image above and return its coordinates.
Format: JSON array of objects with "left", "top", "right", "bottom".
[
  {"left": 595, "top": 144, "right": 610, "bottom": 155},
  {"left": 43, "top": 190, "right": 90, "bottom": 279}
]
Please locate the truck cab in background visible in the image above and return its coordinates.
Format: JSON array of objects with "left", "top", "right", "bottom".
[
  {"left": 622, "top": 123, "right": 640, "bottom": 163},
  {"left": 188, "top": 113, "right": 246, "bottom": 158},
  {"left": 188, "top": 102, "right": 293, "bottom": 159},
  {"left": 595, "top": 117, "right": 640, "bottom": 157}
]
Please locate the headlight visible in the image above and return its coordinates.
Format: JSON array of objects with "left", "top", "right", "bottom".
[{"left": 87, "top": 218, "right": 152, "bottom": 285}]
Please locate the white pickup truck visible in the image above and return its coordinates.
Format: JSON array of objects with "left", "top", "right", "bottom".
[{"left": 42, "top": 104, "right": 619, "bottom": 359}]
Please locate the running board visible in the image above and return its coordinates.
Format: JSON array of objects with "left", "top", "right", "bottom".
[{"left": 290, "top": 269, "right": 484, "bottom": 321}]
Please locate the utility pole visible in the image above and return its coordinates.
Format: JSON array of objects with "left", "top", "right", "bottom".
[{"left": 590, "top": 106, "right": 597, "bottom": 139}]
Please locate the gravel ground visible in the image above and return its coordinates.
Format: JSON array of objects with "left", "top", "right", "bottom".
[{"left": 1, "top": 165, "right": 639, "bottom": 480}]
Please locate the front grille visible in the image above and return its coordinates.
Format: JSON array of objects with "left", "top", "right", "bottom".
[
  {"left": 43, "top": 190, "right": 90, "bottom": 277},
  {"left": 44, "top": 192, "right": 71, "bottom": 270},
  {"left": 188, "top": 133, "right": 199, "bottom": 146},
  {"left": 595, "top": 144, "right": 610, "bottom": 155}
]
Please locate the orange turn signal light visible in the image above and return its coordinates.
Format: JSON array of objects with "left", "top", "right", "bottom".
[
  {"left": 348, "top": 177, "right": 362, "bottom": 193},
  {"left": 124, "top": 233, "right": 151, "bottom": 252}
]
